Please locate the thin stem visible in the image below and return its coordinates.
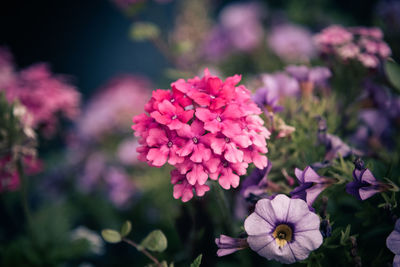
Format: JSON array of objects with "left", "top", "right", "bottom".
[
  {"left": 122, "top": 237, "right": 162, "bottom": 267},
  {"left": 213, "top": 183, "right": 233, "bottom": 234},
  {"left": 17, "top": 158, "right": 32, "bottom": 226}
]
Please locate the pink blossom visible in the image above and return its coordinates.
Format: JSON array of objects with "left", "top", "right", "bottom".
[
  {"left": 1, "top": 62, "right": 81, "bottom": 137},
  {"left": 314, "top": 25, "right": 391, "bottom": 68},
  {"left": 132, "top": 69, "right": 270, "bottom": 201}
]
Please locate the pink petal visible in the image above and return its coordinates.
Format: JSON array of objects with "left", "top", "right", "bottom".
[
  {"left": 147, "top": 147, "right": 168, "bottom": 166},
  {"left": 187, "top": 164, "right": 208, "bottom": 185},
  {"left": 224, "top": 143, "right": 244, "bottom": 163}
]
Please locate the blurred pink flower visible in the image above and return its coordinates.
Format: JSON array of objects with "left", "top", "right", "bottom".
[
  {"left": 0, "top": 50, "right": 81, "bottom": 137},
  {"left": 314, "top": 25, "right": 391, "bottom": 68}
]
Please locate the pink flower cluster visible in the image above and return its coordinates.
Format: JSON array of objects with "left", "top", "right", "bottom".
[
  {"left": 0, "top": 155, "right": 42, "bottom": 193},
  {"left": 0, "top": 47, "right": 81, "bottom": 136},
  {"left": 314, "top": 25, "right": 391, "bottom": 68},
  {"left": 132, "top": 69, "right": 270, "bottom": 202}
]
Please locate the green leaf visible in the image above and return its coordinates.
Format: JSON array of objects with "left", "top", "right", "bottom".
[
  {"left": 140, "top": 230, "right": 167, "bottom": 252},
  {"left": 190, "top": 254, "right": 202, "bottom": 267},
  {"left": 385, "top": 60, "right": 400, "bottom": 92},
  {"left": 340, "top": 225, "right": 351, "bottom": 246},
  {"left": 101, "top": 229, "right": 121, "bottom": 243},
  {"left": 120, "top": 220, "right": 132, "bottom": 237}
]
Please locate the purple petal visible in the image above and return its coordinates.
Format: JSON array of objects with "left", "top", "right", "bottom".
[
  {"left": 305, "top": 184, "right": 327, "bottom": 205},
  {"left": 293, "top": 211, "right": 321, "bottom": 232},
  {"left": 217, "top": 248, "right": 241, "bottom": 257},
  {"left": 288, "top": 229, "right": 323, "bottom": 261},
  {"left": 256, "top": 240, "right": 296, "bottom": 264},
  {"left": 393, "top": 255, "right": 400, "bottom": 267},
  {"left": 295, "top": 168, "right": 304, "bottom": 183},
  {"left": 247, "top": 234, "right": 274, "bottom": 252},
  {"left": 302, "top": 166, "right": 321, "bottom": 183},
  {"left": 270, "top": 194, "right": 291, "bottom": 222},
  {"left": 286, "top": 198, "right": 313, "bottom": 223},
  {"left": 360, "top": 169, "right": 377, "bottom": 184},
  {"left": 244, "top": 213, "right": 274, "bottom": 235},
  {"left": 359, "top": 187, "right": 380, "bottom": 200},
  {"left": 387, "top": 225, "right": 400, "bottom": 254},
  {"left": 253, "top": 198, "right": 278, "bottom": 226}
]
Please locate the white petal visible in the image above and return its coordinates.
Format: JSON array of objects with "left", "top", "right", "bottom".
[
  {"left": 254, "top": 198, "right": 278, "bottom": 226},
  {"left": 269, "top": 194, "right": 291, "bottom": 222},
  {"left": 286, "top": 198, "right": 311, "bottom": 224},
  {"left": 294, "top": 212, "right": 321, "bottom": 232}
]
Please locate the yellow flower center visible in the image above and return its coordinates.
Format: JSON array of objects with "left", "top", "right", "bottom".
[{"left": 272, "top": 224, "right": 293, "bottom": 248}]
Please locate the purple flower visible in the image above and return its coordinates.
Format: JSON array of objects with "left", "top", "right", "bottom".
[
  {"left": 386, "top": 219, "right": 400, "bottom": 267},
  {"left": 215, "top": 235, "right": 248, "bottom": 257},
  {"left": 290, "top": 166, "right": 332, "bottom": 206},
  {"left": 285, "top": 65, "right": 331, "bottom": 87},
  {"left": 252, "top": 87, "right": 283, "bottom": 114},
  {"left": 260, "top": 72, "right": 300, "bottom": 100},
  {"left": 240, "top": 160, "right": 273, "bottom": 199},
  {"left": 345, "top": 161, "right": 383, "bottom": 200},
  {"left": 244, "top": 194, "right": 323, "bottom": 264},
  {"left": 267, "top": 24, "right": 316, "bottom": 62}
]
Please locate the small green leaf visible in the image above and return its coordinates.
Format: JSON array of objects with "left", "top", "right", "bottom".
[
  {"left": 120, "top": 220, "right": 132, "bottom": 237},
  {"left": 101, "top": 229, "right": 121, "bottom": 243},
  {"left": 340, "top": 225, "right": 351, "bottom": 246},
  {"left": 140, "top": 230, "right": 167, "bottom": 252},
  {"left": 190, "top": 254, "right": 202, "bottom": 267},
  {"left": 385, "top": 59, "right": 400, "bottom": 92},
  {"left": 130, "top": 22, "right": 160, "bottom": 41}
]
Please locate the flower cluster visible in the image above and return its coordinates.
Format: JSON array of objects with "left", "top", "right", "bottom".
[
  {"left": 133, "top": 69, "right": 270, "bottom": 201},
  {"left": 314, "top": 25, "right": 391, "bottom": 68},
  {"left": 0, "top": 48, "right": 81, "bottom": 136}
]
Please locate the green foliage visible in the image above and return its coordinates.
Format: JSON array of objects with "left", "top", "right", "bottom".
[
  {"left": 385, "top": 59, "right": 400, "bottom": 92},
  {"left": 140, "top": 230, "right": 168, "bottom": 252},
  {"left": 190, "top": 254, "right": 202, "bottom": 267}
]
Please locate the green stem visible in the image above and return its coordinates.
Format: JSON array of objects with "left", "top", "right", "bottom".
[
  {"left": 213, "top": 183, "right": 233, "bottom": 234},
  {"left": 16, "top": 158, "right": 32, "bottom": 226},
  {"left": 122, "top": 237, "right": 162, "bottom": 267}
]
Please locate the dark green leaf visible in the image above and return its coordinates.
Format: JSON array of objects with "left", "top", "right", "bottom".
[{"left": 385, "top": 60, "right": 400, "bottom": 92}]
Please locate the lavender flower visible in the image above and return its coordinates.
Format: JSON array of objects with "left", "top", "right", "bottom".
[
  {"left": 290, "top": 166, "right": 333, "bottom": 206},
  {"left": 240, "top": 160, "right": 273, "bottom": 199},
  {"left": 386, "top": 219, "right": 400, "bottom": 267},
  {"left": 244, "top": 194, "right": 323, "bottom": 264},
  {"left": 252, "top": 87, "right": 283, "bottom": 114},
  {"left": 260, "top": 72, "right": 300, "bottom": 100},
  {"left": 215, "top": 235, "right": 248, "bottom": 257},
  {"left": 267, "top": 24, "right": 316, "bottom": 63},
  {"left": 345, "top": 160, "right": 385, "bottom": 200}
]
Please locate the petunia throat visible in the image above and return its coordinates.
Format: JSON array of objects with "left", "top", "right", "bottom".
[{"left": 273, "top": 224, "right": 293, "bottom": 248}]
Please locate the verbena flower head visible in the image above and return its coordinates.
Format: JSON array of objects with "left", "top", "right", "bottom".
[
  {"left": 290, "top": 166, "right": 333, "bottom": 207},
  {"left": 1, "top": 62, "right": 81, "bottom": 137},
  {"left": 267, "top": 24, "right": 316, "bottom": 63},
  {"left": 386, "top": 219, "right": 400, "bottom": 267},
  {"left": 132, "top": 69, "right": 270, "bottom": 201},
  {"left": 314, "top": 25, "right": 391, "bottom": 68},
  {"left": 244, "top": 194, "right": 323, "bottom": 264},
  {"left": 346, "top": 159, "right": 387, "bottom": 200}
]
